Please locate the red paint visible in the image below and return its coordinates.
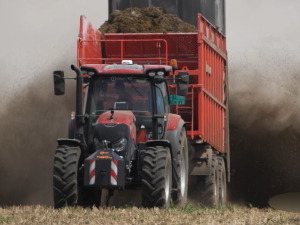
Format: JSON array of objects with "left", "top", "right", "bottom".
[
  {"left": 111, "top": 169, "right": 117, "bottom": 179},
  {"left": 97, "top": 111, "right": 136, "bottom": 140},
  {"left": 111, "top": 160, "right": 118, "bottom": 186},
  {"left": 89, "top": 168, "right": 95, "bottom": 179},
  {"left": 136, "top": 127, "right": 148, "bottom": 143},
  {"left": 111, "top": 160, "right": 118, "bottom": 179},
  {"left": 166, "top": 114, "right": 182, "bottom": 131},
  {"left": 89, "top": 159, "right": 95, "bottom": 184},
  {"left": 77, "top": 16, "right": 102, "bottom": 67}
]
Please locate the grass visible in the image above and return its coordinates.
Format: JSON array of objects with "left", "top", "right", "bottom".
[
  {"left": 0, "top": 216, "right": 11, "bottom": 224},
  {"left": 0, "top": 204, "right": 299, "bottom": 225}
]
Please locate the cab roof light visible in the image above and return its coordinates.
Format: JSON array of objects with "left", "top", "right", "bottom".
[
  {"left": 157, "top": 71, "right": 165, "bottom": 76},
  {"left": 80, "top": 66, "right": 97, "bottom": 76},
  {"left": 122, "top": 60, "right": 133, "bottom": 65},
  {"left": 148, "top": 71, "right": 156, "bottom": 77}
]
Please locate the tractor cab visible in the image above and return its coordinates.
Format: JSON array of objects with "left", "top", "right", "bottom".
[{"left": 82, "top": 62, "right": 174, "bottom": 148}]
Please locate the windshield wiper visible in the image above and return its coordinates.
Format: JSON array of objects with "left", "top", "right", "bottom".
[{"left": 126, "top": 78, "right": 144, "bottom": 97}]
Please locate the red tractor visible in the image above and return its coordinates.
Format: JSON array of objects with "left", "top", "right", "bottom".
[
  {"left": 53, "top": 5, "right": 229, "bottom": 208},
  {"left": 54, "top": 61, "right": 189, "bottom": 208}
]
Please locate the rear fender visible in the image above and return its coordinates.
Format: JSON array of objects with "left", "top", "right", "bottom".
[
  {"left": 189, "top": 145, "right": 212, "bottom": 176},
  {"left": 146, "top": 140, "right": 172, "bottom": 150},
  {"left": 166, "top": 114, "right": 182, "bottom": 131},
  {"left": 165, "top": 119, "right": 185, "bottom": 160},
  {"left": 57, "top": 138, "right": 81, "bottom": 147},
  {"left": 56, "top": 138, "right": 84, "bottom": 165},
  {"left": 165, "top": 118, "right": 186, "bottom": 180}
]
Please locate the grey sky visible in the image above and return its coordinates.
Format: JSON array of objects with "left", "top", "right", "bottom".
[
  {"left": 0, "top": 0, "right": 108, "bottom": 105},
  {"left": 0, "top": 0, "right": 300, "bottom": 102}
]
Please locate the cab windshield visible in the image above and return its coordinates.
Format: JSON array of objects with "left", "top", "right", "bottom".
[{"left": 90, "top": 77, "right": 153, "bottom": 116}]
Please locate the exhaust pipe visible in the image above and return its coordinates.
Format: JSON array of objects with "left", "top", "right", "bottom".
[{"left": 71, "top": 65, "right": 84, "bottom": 141}]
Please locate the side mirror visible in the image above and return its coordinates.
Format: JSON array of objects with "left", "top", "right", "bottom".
[
  {"left": 177, "top": 71, "right": 189, "bottom": 96},
  {"left": 53, "top": 70, "right": 65, "bottom": 95}
]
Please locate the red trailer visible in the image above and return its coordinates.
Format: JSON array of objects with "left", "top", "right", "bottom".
[
  {"left": 52, "top": 12, "right": 229, "bottom": 208},
  {"left": 78, "top": 14, "right": 229, "bottom": 150}
]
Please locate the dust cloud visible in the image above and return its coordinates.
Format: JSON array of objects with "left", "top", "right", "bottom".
[
  {"left": 227, "top": 1, "right": 300, "bottom": 206},
  {"left": 0, "top": 77, "right": 75, "bottom": 205},
  {"left": 229, "top": 59, "right": 300, "bottom": 206},
  {"left": 0, "top": 0, "right": 107, "bottom": 206}
]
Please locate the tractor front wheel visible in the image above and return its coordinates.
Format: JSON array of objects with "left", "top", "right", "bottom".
[
  {"left": 53, "top": 145, "right": 81, "bottom": 208},
  {"left": 141, "top": 146, "right": 172, "bottom": 208}
]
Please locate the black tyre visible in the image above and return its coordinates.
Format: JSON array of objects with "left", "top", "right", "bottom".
[
  {"left": 141, "top": 146, "right": 172, "bottom": 208},
  {"left": 217, "top": 156, "right": 227, "bottom": 205},
  {"left": 53, "top": 145, "right": 81, "bottom": 208},
  {"left": 172, "top": 128, "right": 189, "bottom": 206},
  {"left": 201, "top": 154, "right": 219, "bottom": 207}
]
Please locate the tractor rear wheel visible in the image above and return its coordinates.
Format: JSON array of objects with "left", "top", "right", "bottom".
[
  {"left": 172, "top": 128, "right": 189, "bottom": 206},
  {"left": 200, "top": 154, "right": 219, "bottom": 207},
  {"left": 218, "top": 156, "right": 227, "bottom": 205},
  {"left": 53, "top": 145, "right": 81, "bottom": 208},
  {"left": 141, "top": 146, "right": 172, "bottom": 208}
]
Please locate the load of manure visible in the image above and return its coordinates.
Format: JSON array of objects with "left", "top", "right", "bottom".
[{"left": 99, "top": 7, "right": 197, "bottom": 33}]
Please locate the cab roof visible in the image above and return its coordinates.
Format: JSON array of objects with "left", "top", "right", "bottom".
[{"left": 81, "top": 64, "right": 172, "bottom": 75}]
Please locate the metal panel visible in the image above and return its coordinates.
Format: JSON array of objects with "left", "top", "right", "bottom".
[
  {"left": 108, "top": 0, "right": 226, "bottom": 34},
  {"left": 77, "top": 16, "right": 102, "bottom": 66}
]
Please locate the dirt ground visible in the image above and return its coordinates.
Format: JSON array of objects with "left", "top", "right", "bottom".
[
  {"left": 99, "top": 7, "right": 197, "bottom": 33},
  {"left": 0, "top": 205, "right": 300, "bottom": 225}
]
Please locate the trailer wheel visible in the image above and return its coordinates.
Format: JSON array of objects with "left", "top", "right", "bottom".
[
  {"left": 141, "top": 146, "right": 172, "bottom": 208},
  {"left": 172, "top": 128, "right": 189, "bottom": 206},
  {"left": 218, "top": 156, "right": 227, "bottom": 205},
  {"left": 201, "top": 154, "right": 219, "bottom": 207},
  {"left": 53, "top": 145, "right": 81, "bottom": 208}
]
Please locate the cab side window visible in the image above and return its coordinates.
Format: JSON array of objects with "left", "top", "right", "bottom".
[{"left": 155, "top": 82, "right": 168, "bottom": 114}]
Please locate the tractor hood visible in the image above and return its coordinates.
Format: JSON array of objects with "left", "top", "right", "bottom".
[{"left": 96, "top": 110, "right": 136, "bottom": 141}]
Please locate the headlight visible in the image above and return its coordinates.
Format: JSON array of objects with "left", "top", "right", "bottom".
[{"left": 112, "top": 138, "right": 127, "bottom": 152}]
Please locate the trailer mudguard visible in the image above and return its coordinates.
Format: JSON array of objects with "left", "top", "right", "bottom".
[{"left": 189, "top": 145, "right": 213, "bottom": 176}]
